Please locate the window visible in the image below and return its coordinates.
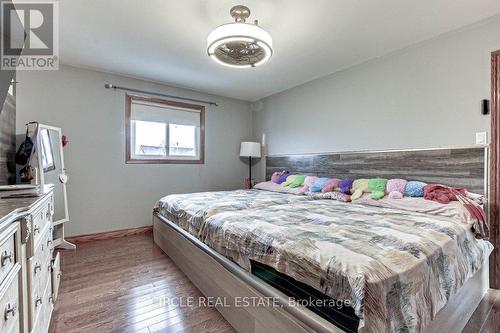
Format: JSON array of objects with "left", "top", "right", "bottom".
[{"left": 126, "top": 95, "right": 205, "bottom": 164}]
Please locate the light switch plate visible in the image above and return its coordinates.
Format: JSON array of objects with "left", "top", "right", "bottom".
[{"left": 476, "top": 132, "right": 487, "bottom": 145}]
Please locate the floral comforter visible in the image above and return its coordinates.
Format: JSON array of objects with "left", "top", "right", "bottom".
[
  {"left": 200, "top": 200, "right": 493, "bottom": 333},
  {"left": 154, "top": 189, "right": 313, "bottom": 236}
]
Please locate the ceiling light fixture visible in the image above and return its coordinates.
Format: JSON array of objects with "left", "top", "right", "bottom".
[{"left": 207, "top": 5, "right": 273, "bottom": 68}]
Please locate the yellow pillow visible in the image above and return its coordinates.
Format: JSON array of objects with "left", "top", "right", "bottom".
[
  {"left": 282, "top": 175, "right": 297, "bottom": 187},
  {"left": 351, "top": 179, "right": 370, "bottom": 200}
]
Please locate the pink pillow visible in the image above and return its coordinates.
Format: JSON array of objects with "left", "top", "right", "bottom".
[
  {"left": 271, "top": 171, "right": 284, "bottom": 184},
  {"left": 322, "top": 178, "right": 342, "bottom": 193},
  {"left": 387, "top": 179, "right": 407, "bottom": 199},
  {"left": 302, "top": 176, "right": 317, "bottom": 192}
]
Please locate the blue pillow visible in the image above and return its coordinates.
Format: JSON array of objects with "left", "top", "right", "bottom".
[
  {"left": 310, "top": 178, "right": 329, "bottom": 192},
  {"left": 277, "top": 171, "right": 290, "bottom": 184},
  {"left": 404, "top": 181, "right": 427, "bottom": 197}
]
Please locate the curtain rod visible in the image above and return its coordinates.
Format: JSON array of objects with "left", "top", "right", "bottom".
[{"left": 104, "top": 84, "right": 218, "bottom": 106}]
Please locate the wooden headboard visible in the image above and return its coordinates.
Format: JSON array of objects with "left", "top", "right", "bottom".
[{"left": 266, "top": 146, "right": 488, "bottom": 195}]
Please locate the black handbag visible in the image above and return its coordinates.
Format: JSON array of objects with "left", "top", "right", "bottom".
[{"left": 15, "top": 123, "right": 36, "bottom": 165}]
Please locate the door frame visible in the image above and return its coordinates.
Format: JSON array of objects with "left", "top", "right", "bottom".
[{"left": 490, "top": 50, "right": 500, "bottom": 289}]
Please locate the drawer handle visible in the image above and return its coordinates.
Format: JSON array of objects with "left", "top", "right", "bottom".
[
  {"left": 46, "top": 211, "right": 51, "bottom": 220},
  {"left": 1, "top": 250, "right": 13, "bottom": 266},
  {"left": 48, "top": 296, "right": 54, "bottom": 304},
  {"left": 34, "top": 225, "right": 40, "bottom": 234},
  {"left": 35, "top": 297, "right": 42, "bottom": 308},
  {"left": 4, "top": 302, "right": 17, "bottom": 320},
  {"left": 34, "top": 263, "right": 41, "bottom": 275},
  {"left": 47, "top": 240, "right": 53, "bottom": 247}
]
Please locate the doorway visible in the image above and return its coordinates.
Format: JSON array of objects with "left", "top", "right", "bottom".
[{"left": 490, "top": 50, "right": 500, "bottom": 289}]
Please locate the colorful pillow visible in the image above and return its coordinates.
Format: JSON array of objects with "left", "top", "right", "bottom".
[
  {"left": 328, "top": 192, "right": 352, "bottom": 202},
  {"left": 271, "top": 171, "right": 284, "bottom": 184},
  {"left": 322, "top": 178, "right": 342, "bottom": 193},
  {"left": 351, "top": 179, "right": 370, "bottom": 200},
  {"left": 387, "top": 179, "right": 407, "bottom": 199},
  {"left": 302, "top": 176, "right": 317, "bottom": 192},
  {"left": 253, "top": 181, "right": 306, "bottom": 195},
  {"left": 369, "top": 178, "right": 388, "bottom": 200},
  {"left": 310, "top": 178, "right": 329, "bottom": 192},
  {"left": 289, "top": 175, "right": 306, "bottom": 188},
  {"left": 339, "top": 179, "right": 354, "bottom": 194},
  {"left": 307, "top": 191, "right": 351, "bottom": 202},
  {"left": 277, "top": 171, "right": 290, "bottom": 184},
  {"left": 282, "top": 175, "right": 297, "bottom": 187},
  {"left": 404, "top": 181, "right": 427, "bottom": 197}
]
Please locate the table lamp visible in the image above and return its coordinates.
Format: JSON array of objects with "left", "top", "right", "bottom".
[{"left": 240, "top": 142, "right": 261, "bottom": 189}]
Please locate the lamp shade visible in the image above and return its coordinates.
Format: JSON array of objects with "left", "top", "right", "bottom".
[{"left": 240, "top": 142, "right": 261, "bottom": 158}]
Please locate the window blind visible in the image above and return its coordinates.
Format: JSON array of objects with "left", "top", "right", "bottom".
[{"left": 130, "top": 101, "right": 201, "bottom": 127}]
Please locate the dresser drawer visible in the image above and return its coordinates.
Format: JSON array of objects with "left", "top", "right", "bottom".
[
  {"left": 29, "top": 245, "right": 52, "bottom": 296},
  {"left": 29, "top": 258, "right": 51, "bottom": 312},
  {"left": 31, "top": 278, "right": 52, "bottom": 333},
  {"left": 31, "top": 197, "right": 53, "bottom": 249},
  {"left": 0, "top": 265, "right": 21, "bottom": 333},
  {"left": 51, "top": 252, "right": 61, "bottom": 302},
  {"left": 27, "top": 227, "right": 53, "bottom": 331},
  {"left": 0, "top": 224, "right": 17, "bottom": 286},
  {"left": 30, "top": 227, "right": 53, "bottom": 278}
]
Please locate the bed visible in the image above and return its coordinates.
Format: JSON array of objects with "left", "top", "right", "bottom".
[
  {"left": 153, "top": 146, "right": 491, "bottom": 333},
  {"left": 154, "top": 188, "right": 315, "bottom": 236},
  {"left": 200, "top": 199, "right": 492, "bottom": 332}
]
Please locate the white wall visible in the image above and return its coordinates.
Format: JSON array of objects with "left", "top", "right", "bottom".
[
  {"left": 253, "top": 17, "right": 500, "bottom": 180},
  {"left": 17, "top": 65, "right": 252, "bottom": 236},
  {"left": 15, "top": 17, "right": 500, "bottom": 235}
]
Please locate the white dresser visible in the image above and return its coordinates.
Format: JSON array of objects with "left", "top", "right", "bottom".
[{"left": 0, "top": 186, "right": 60, "bottom": 333}]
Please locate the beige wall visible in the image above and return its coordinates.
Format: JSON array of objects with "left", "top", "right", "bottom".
[
  {"left": 253, "top": 17, "right": 500, "bottom": 180},
  {"left": 17, "top": 65, "right": 252, "bottom": 236}
]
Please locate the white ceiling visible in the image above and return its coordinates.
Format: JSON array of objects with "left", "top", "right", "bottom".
[{"left": 57, "top": 0, "right": 500, "bottom": 101}]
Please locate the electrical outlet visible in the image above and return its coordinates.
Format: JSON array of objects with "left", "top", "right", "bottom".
[{"left": 476, "top": 132, "right": 487, "bottom": 145}]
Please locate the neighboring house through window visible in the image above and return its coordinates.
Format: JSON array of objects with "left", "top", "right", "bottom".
[{"left": 125, "top": 94, "right": 205, "bottom": 164}]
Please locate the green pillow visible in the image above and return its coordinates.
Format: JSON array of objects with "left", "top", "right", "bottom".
[
  {"left": 369, "top": 178, "right": 388, "bottom": 200},
  {"left": 288, "top": 175, "right": 306, "bottom": 188}
]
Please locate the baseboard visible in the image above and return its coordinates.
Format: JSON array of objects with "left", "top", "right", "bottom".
[{"left": 66, "top": 226, "right": 153, "bottom": 244}]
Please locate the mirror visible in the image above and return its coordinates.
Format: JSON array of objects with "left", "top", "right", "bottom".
[
  {"left": 38, "top": 126, "right": 68, "bottom": 224},
  {"left": 34, "top": 124, "right": 75, "bottom": 249}
]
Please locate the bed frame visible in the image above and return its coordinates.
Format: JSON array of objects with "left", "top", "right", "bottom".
[{"left": 153, "top": 145, "right": 490, "bottom": 333}]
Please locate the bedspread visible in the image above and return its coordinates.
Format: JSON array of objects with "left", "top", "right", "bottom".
[
  {"left": 154, "top": 189, "right": 313, "bottom": 236},
  {"left": 200, "top": 200, "right": 493, "bottom": 333}
]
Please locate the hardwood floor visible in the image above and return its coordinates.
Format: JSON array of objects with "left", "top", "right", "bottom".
[
  {"left": 48, "top": 232, "right": 499, "bottom": 333},
  {"left": 48, "top": 232, "right": 235, "bottom": 333},
  {"left": 463, "top": 288, "right": 500, "bottom": 333}
]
